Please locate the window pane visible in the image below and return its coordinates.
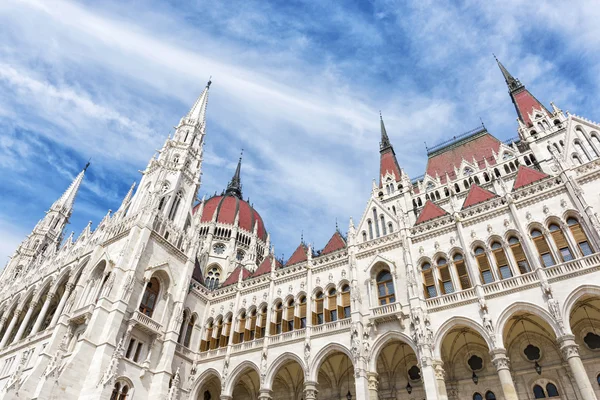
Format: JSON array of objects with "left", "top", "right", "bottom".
[
  {"left": 443, "top": 281, "right": 454, "bottom": 294},
  {"left": 317, "top": 314, "right": 323, "bottom": 324},
  {"left": 517, "top": 261, "right": 530, "bottom": 274},
  {"left": 386, "top": 281, "right": 394, "bottom": 294},
  {"left": 330, "top": 310, "right": 337, "bottom": 321},
  {"left": 581, "top": 241, "right": 592, "bottom": 256},
  {"left": 482, "top": 270, "right": 494, "bottom": 284},
  {"left": 389, "top": 296, "right": 395, "bottom": 303},
  {"left": 344, "top": 307, "right": 351, "bottom": 319},
  {"left": 560, "top": 248, "right": 573, "bottom": 261},
  {"left": 378, "top": 284, "right": 386, "bottom": 297},
  {"left": 427, "top": 286, "right": 437, "bottom": 298},
  {"left": 499, "top": 266, "right": 512, "bottom": 279},
  {"left": 541, "top": 253, "right": 555, "bottom": 267}
]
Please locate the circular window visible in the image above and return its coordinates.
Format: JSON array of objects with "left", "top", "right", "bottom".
[
  {"left": 236, "top": 250, "right": 245, "bottom": 261},
  {"left": 524, "top": 344, "right": 542, "bottom": 361},
  {"left": 213, "top": 243, "right": 226, "bottom": 255},
  {"left": 467, "top": 354, "right": 483, "bottom": 371},
  {"left": 584, "top": 332, "right": 600, "bottom": 350}
]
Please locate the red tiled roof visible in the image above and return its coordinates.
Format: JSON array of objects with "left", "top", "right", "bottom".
[
  {"left": 322, "top": 231, "right": 346, "bottom": 255},
  {"left": 462, "top": 185, "right": 496, "bottom": 209},
  {"left": 192, "top": 257, "right": 204, "bottom": 284},
  {"left": 221, "top": 265, "right": 251, "bottom": 287},
  {"left": 513, "top": 89, "right": 550, "bottom": 127},
  {"left": 218, "top": 196, "right": 237, "bottom": 224},
  {"left": 285, "top": 243, "right": 308, "bottom": 266},
  {"left": 252, "top": 255, "right": 282, "bottom": 277},
  {"left": 426, "top": 133, "right": 501, "bottom": 180},
  {"left": 416, "top": 200, "right": 448, "bottom": 224},
  {"left": 512, "top": 165, "right": 549, "bottom": 190},
  {"left": 380, "top": 150, "right": 402, "bottom": 186},
  {"left": 199, "top": 196, "right": 220, "bottom": 222}
]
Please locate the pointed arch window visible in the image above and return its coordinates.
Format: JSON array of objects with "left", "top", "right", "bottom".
[
  {"left": 508, "top": 236, "right": 530, "bottom": 273},
  {"left": 367, "top": 220, "right": 373, "bottom": 240},
  {"left": 475, "top": 247, "right": 494, "bottom": 284},
  {"left": 376, "top": 270, "right": 395, "bottom": 305},
  {"left": 200, "top": 321, "right": 213, "bottom": 351},
  {"left": 235, "top": 312, "right": 247, "bottom": 343},
  {"left": 211, "top": 319, "right": 222, "bottom": 350},
  {"left": 473, "top": 393, "right": 483, "bottom": 400},
  {"left": 178, "top": 310, "right": 189, "bottom": 344},
  {"left": 372, "top": 209, "right": 380, "bottom": 238},
  {"left": 298, "top": 296, "right": 307, "bottom": 328},
  {"left": 168, "top": 191, "right": 183, "bottom": 220},
  {"left": 453, "top": 253, "right": 471, "bottom": 289},
  {"left": 573, "top": 154, "right": 583, "bottom": 166},
  {"left": 567, "top": 217, "right": 593, "bottom": 256},
  {"left": 380, "top": 215, "right": 387, "bottom": 235},
  {"left": 531, "top": 229, "right": 555, "bottom": 267},
  {"left": 533, "top": 384, "right": 546, "bottom": 398},
  {"left": 575, "top": 141, "right": 590, "bottom": 162},
  {"left": 206, "top": 266, "right": 220, "bottom": 290},
  {"left": 548, "top": 223, "right": 573, "bottom": 261},
  {"left": 220, "top": 316, "right": 231, "bottom": 347},
  {"left": 314, "top": 291, "right": 324, "bottom": 325},
  {"left": 248, "top": 309, "right": 257, "bottom": 340},
  {"left": 341, "top": 285, "right": 351, "bottom": 319},
  {"left": 485, "top": 391, "right": 496, "bottom": 400},
  {"left": 326, "top": 288, "right": 337, "bottom": 322},
  {"left": 546, "top": 383, "right": 559, "bottom": 397},
  {"left": 491, "top": 242, "right": 512, "bottom": 279},
  {"left": 437, "top": 258, "right": 453, "bottom": 294},
  {"left": 422, "top": 262, "right": 437, "bottom": 298},
  {"left": 139, "top": 277, "right": 160, "bottom": 317},
  {"left": 256, "top": 306, "right": 267, "bottom": 339},
  {"left": 284, "top": 299, "right": 295, "bottom": 332},
  {"left": 272, "top": 302, "right": 283, "bottom": 335}
]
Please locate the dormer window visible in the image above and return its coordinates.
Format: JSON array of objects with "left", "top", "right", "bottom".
[
  {"left": 426, "top": 182, "right": 435, "bottom": 190},
  {"left": 503, "top": 152, "right": 513, "bottom": 160}
]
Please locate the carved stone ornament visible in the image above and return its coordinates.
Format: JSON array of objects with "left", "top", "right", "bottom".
[
  {"left": 277, "top": 288, "right": 282, "bottom": 297},
  {"left": 288, "top": 285, "right": 293, "bottom": 294},
  {"left": 543, "top": 205, "right": 549, "bottom": 215},
  {"left": 487, "top": 224, "right": 493, "bottom": 234},
  {"left": 503, "top": 218, "right": 510, "bottom": 228},
  {"left": 328, "top": 273, "right": 333, "bottom": 283},
  {"left": 470, "top": 230, "right": 476, "bottom": 238},
  {"left": 434, "top": 241, "right": 440, "bottom": 250},
  {"left": 560, "top": 342, "right": 580, "bottom": 360},
  {"left": 434, "top": 363, "right": 445, "bottom": 380},
  {"left": 252, "top": 296, "right": 257, "bottom": 305},
  {"left": 526, "top": 211, "right": 532, "bottom": 221},
  {"left": 263, "top": 292, "right": 268, "bottom": 300},
  {"left": 341, "top": 269, "right": 347, "bottom": 278},
  {"left": 242, "top": 299, "right": 247, "bottom": 308},
  {"left": 300, "top": 281, "right": 305, "bottom": 290},
  {"left": 316, "top": 277, "right": 320, "bottom": 286},
  {"left": 560, "top": 199, "right": 567, "bottom": 208},
  {"left": 492, "top": 354, "right": 510, "bottom": 371},
  {"left": 450, "top": 237, "right": 456, "bottom": 245},
  {"left": 419, "top": 246, "right": 424, "bottom": 255}
]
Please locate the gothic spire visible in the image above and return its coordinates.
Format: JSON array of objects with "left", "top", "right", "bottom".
[
  {"left": 186, "top": 78, "right": 212, "bottom": 124},
  {"left": 51, "top": 164, "right": 87, "bottom": 215},
  {"left": 494, "top": 54, "right": 523, "bottom": 93},
  {"left": 380, "top": 112, "right": 392, "bottom": 152},
  {"left": 225, "top": 151, "right": 243, "bottom": 198}
]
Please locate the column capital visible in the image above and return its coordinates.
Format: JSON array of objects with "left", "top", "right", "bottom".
[
  {"left": 219, "top": 396, "right": 233, "bottom": 400},
  {"left": 558, "top": 334, "right": 580, "bottom": 360},
  {"left": 303, "top": 381, "right": 318, "bottom": 400},
  {"left": 433, "top": 360, "right": 446, "bottom": 380},
  {"left": 258, "top": 388, "right": 273, "bottom": 400},
  {"left": 367, "top": 371, "right": 379, "bottom": 391}
]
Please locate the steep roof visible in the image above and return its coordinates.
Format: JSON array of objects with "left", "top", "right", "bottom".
[
  {"left": 512, "top": 165, "right": 549, "bottom": 190},
  {"left": 379, "top": 115, "right": 402, "bottom": 186},
  {"left": 252, "top": 255, "right": 282, "bottom": 278},
  {"left": 425, "top": 129, "right": 501, "bottom": 181},
  {"left": 192, "top": 257, "right": 204, "bottom": 284},
  {"left": 221, "top": 265, "right": 251, "bottom": 287},
  {"left": 416, "top": 200, "right": 448, "bottom": 224},
  {"left": 285, "top": 243, "right": 308, "bottom": 266},
  {"left": 322, "top": 231, "right": 346, "bottom": 255},
  {"left": 462, "top": 185, "right": 497, "bottom": 209}
]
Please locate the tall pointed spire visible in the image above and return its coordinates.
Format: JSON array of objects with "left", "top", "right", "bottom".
[
  {"left": 51, "top": 165, "right": 87, "bottom": 215},
  {"left": 186, "top": 77, "right": 212, "bottom": 124},
  {"left": 225, "top": 151, "right": 243, "bottom": 198},
  {"left": 494, "top": 54, "right": 523, "bottom": 93},
  {"left": 380, "top": 112, "right": 392, "bottom": 151}
]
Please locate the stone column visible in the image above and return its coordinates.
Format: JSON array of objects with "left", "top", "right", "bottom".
[
  {"left": 258, "top": 388, "right": 272, "bottom": 400},
  {"left": 219, "top": 395, "right": 233, "bottom": 400},
  {"left": 421, "top": 360, "right": 441, "bottom": 400},
  {"left": 49, "top": 283, "right": 74, "bottom": 328},
  {"left": 433, "top": 360, "right": 449, "bottom": 400},
  {"left": 13, "top": 302, "right": 37, "bottom": 342},
  {"left": 303, "top": 381, "right": 318, "bottom": 400},
  {"left": 353, "top": 368, "right": 370, "bottom": 400},
  {"left": 490, "top": 348, "right": 518, "bottom": 400},
  {"left": 367, "top": 372, "right": 379, "bottom": 400},
  {"left": 30, "top": 293, "right": 55, "bottom": 336},
  {"left": 0, "top": 310, "right": 21, "bottom": 348},
  {"left": 559, "top": 335, "right": 598, "bottom": 400},
  {"left": 446, "top": 382, "right": 459, "bottom": 400}
]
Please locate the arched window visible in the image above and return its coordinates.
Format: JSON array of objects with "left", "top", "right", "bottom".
[
  {"left": 422, "top": 262, "right": 437, "bottom": 298},
  {"left": 178, "top": 310, "right": 189, "bottom": 344},
  {"left": 567, "top": 217, "right": 593, "bottom": 256},
  {"left": 298, "top": 296, "right": 307, "bottom": 328},
  {"left": 548, "top": 223, "right": 573, "bottom": 262},
  {"left": 453, "top": 253, "right": 471, "bottom": 290},
  {"left": 546, "top": 383, "right": 559, "bottom": 397},
  {"left": 139, "top": 277, "right": 160, "bottom": 317},
  {"left": 206, "top": 266, "right": 221, "bottom": 290},
  {"left": 575, "top": 141, "right": 590, "bottom": 162},
  {"left": 341, "top": 285, "right": 351, "bottom": 319},
  {"left": 212, "top": 318, "right": 222, "bottom": 350},
  {"left": 247, "top": 309, "right": 257, "bottom": 340},
  {"left": 158, "top": 196, "right": 166, "bottom": 211},
  {"left": 485, "top": 392, "right": 496, "bottom": 400},
  {"left": 236, "top": 312, "right": 247, "bottom": 343},
  {"left": 491, "top": 242, "right": 512, "bottom": 279},
  {"left": 273, "top": 302, "right": 283, "bottom": 335},
  {"left": 314, "top": 292, "right": 324, "bottom": 325},
  {"left": 362, "top": 231, "right": 367, "bottom": 242},
  {"left": 377, "top": 271, "right": 395, "bottom": 305},
  {"left": 372, "top": 209, "right": 380, "bottom": 238},
  {"left": 531, "top": 229, "right": 555, "bottom": 267},
  {"left": 494, "top": 168, "right": 501, "bottom": 178},
  {"left": 475, "top": 247, "right": 494, "bottom": 284},
  {"left": 256, "top": 306, "right": 267, "bottom": 339},
  {"left": 455, "top": 183, "right": 461, "bottom": 193},
  {"left": 533, "top": 384, "right": 546, "bottom": 398},
  {"left": 326, "top": 288, "right": 337, "bottom": 322},
  {"left": 368, "top": 220, "right": 373, "bottom": 240},
  {"left": 437, "top": 258, "right": 453, "bottom": 294},
  {"left": 284, "top": 299, "right": 295, "bottom": 332},
  {"left": 221, "top": 316, "right": 232, "bottom": 347},
  {"left": 573, "top": 154, "right": 583, "bottom": 165},
  {"left": 597, "top": 373, "right": 600, "bottom": 387},
  {"left": 381, "top": 215, "right": 387, "bottom": 235},
  {"left": 200, "top": 321, "right": 213, "bottom": 351},
  {"left": 111, "top": 382, "right": 130, "bottom": 400},
  {"left": 473, "top": 393, "right": 483, "bottom": 400},
  {"left": 168, "top": 191, "right": 183, "bottom": 220},
  {"left": 508, "top": 236, "right": 530, "bottom": 274},
  {"left": 110, "top": 382, "right": 121, "bottom": 400},
  {"left": 387, "top": 223, "right": 393, "bottom": 233}
]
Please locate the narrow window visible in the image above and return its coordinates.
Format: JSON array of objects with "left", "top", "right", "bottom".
[
  {"left": 139, "top": 278, "right": 160, "bottom": 317},
  {"left": 373, "top": 209, "right": 380, "bottom": 238},
  {"left": 485, "top": 392, "right": 496, "bottom": 400},
  {"left": 422, "top": 263, "right": 437, "bottom": 298},
  {"left": 531, "top": 229, "right": 555, "bottom": 267},
  {"left": 341, "top": 285, "right": 351, "bottom": 319},
  {"left": 314, "top": 292, "right": 324, "bottom": 325},
  {"left": 376, "top": 271, "right": 395, "bottom": 305},
  {"left": 437, "top": 258, "right": 453, "bottom": 294},
  {"left": 491, "top": 242, "right": 512, "bottom": 279},
  {"left": 381, "top": 215, "right": 386, "bottom": 235},
  {"left": 298, "top": 297, "right": 307, "bottom": 328},
  {"left": 133, "top": 342, "right": 143, "bottom": 362},
  {"left": 475, "top": 247, "right": 494, "bottom": 283},
  {"left": 546, "top": 383, "right": 559, "bottom": 397},
  {"left": 567, "top": 217, "right": 593, "bottom": 256},
  {"left": 326, "top": 289, "right": 337, "bottom": 322},
  {"left": 368, "top": 220, "right": 373, "bottom": 240},
  {"left": 453, "top": 253, "right": 471, "bottom": 289},
  {"left": 508, "top": 237, "right": 530, "bottom": 273},
  {"left": 168, "top": 191, "right": 183, "bottom": 220},
  {"left": 548, "top": 223, "right": 573, "bottom": 261},
  {"left": 533, "top": 384, "right": 546, "bottom": 398}
]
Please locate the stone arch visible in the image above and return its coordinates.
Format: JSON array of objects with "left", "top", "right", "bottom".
[
  {"left": 364, "top": 255, "right": 395, "bottom": 278},
  {"left": 295, "top": 291, "right": 307, "bottom": 302},
  {"left": 434, "top": 316, "right": 495, "bottom": 359},
  {"left": 369, "top": 330, "right": 418, "bottom": 371},
  {"left": 223, "top": 359, "right": 260, "bottom": 395},
  {"left": 496, "top": 301, "right": 562, "bottom": 340},
  {"left": 563, "top": 284, "right": 600, "bottom": 333},
  {"left": 337, "top": 279, "right": 350, "bottom": 291},
  {"left": 33, "top": 276, "right": 55, "bottom": 303},
  {"left": 309, "top": 342, "right": 353, "bottom": 382},
  {"left": 265, "top": 351, "right": 306, "bottom": 390},
  {"left": 190, "top": 367, "right": 221, "bottom": 399},
  {"left": 470, "top": 239, "right": 489, "bottom": 253},
  {"left": 503, "top": 229, "right": 525, "bottom": 242},
  {"left": 486, "top": 234, "right": 506, "bottom": 248}
]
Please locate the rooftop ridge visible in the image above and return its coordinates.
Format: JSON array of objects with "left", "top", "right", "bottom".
[{"left": 427, "top": 125, "right": 486, "bottom": 157}]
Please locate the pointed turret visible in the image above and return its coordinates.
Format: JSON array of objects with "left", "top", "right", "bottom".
[
  {"left": 225, "top": 153, "right": 243, "bottom": 199},
  {"left": 494, "top": 56, "right": 550, "bottom": 127},
  {"left": 378, "top": 113, "right": 403, "bottom": 187},
  {"left": 51, "top": 163, "right": 87, "bottom": 216},
  {"left": 186, "top": 78, "right": 211, "bottom": 124}
]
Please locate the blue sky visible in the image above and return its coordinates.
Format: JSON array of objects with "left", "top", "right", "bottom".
[{"left": 1, "top": 0, "right": 600, "bottom": 265}]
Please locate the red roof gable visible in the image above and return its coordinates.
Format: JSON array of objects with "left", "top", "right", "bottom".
[
  {"left": 322, "top": 231, "right": 346, "bottom": 255},
  {"left": 426, "top": 133, "right": 500, "bottom": 180},
  {"left": 286, "top": 243, "right": 308, "bottom": 266},
  {"left": 221, "top": 266, "right": 251, "bottom": 287},
  {"left": 462, "top": 185, "right": 496, "bottom": 209},
  {"left": 192, "top": 257, "right": 204, "bottom": 284},
  {"left": 416, "top": 200, "right": 448, "bottom": 224},
  {"left": 252, "top": 255, "right": 282, "bottom": 277},
  {"left": 380, "top": 150, "right": 402, "bottom": 186},
  {"left": 512, "top": 165, "right": 549, "bottom": 190},
  {"left": 513, "top": 89, "right": 550, "bottom": 127}
]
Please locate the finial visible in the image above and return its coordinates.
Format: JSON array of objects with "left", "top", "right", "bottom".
[
  {"left": 479, "top": 117, "right": 486, "bottom": 130},
  {"left": 301, "top": 230, "right": 304, "bottom": 244},
  {"left": 379, "top": 110, "right": 382, "bottom": 119},
  {"left": 84, "top": 158, "right": 91, "bottom": 171},
  {"left": 493, "top": 53, "right": 498, "bottom": 62},
  {"left": 207, "top": 76, "right": 212, "bottom": 88}
]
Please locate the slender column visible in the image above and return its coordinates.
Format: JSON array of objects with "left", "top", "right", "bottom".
[
  {"left": 303, "top": 381, "right": 318, "bottom": 400},
  {"left": 433, "top": 361, "right": 448, "bottom": 400},
  {"left": 421, "top": 361, "right": 441, "bottom": 400},
  {"left": 50, "top": 283, "right": 74, "bottom": 327},
  {"left": 490, "top": 348, "right": 518, "bottom": 400},
  {"left": 13, "top": 302, "right": 37, "bottom": 343},
  {"left": 30, "top": 293, "right": 55, "bottom": 336},
  {"left": 367, "top": 372, "right": 379, "bottom": 400},
  {"left": 0, "top": 310, "right": 21, "bottom": 348},
  {"left": 559, "top": 335, "right": 598, "bottom": 400},
  {"left": 353, "top": 369, "right": 370, "bottom": 400},
  {"left": 258, "top": 388, "right": 272, "bottom": 400},
  {"left": 0, "top": 316, "right": 9, "bottom": 336}
]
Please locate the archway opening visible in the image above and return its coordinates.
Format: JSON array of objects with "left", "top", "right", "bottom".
[
  {"left": 316, "top": 351, "right": 355, "bottom": 399},
  {"left": 375, "top": 339, "right": 423, "bottom": 398},
  {"left": 196, "top": 373, "right": 221, "bottom": 400},
  {"left": 231, "top": 366, "right": 260, "bottom": 399},
  {"left": 272, "top": 358, "right": 305, "bottom": 400}
]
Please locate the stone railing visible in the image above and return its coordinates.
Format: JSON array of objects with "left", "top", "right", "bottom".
[
  {"left": 482, "top": 271, "right": 539, "bottom": 297},
  {"left": 311, "top": 318, "right": 351, "bottom": 336},
  {"left": 426, "top": 288, "right": 478, "bottom": 311},
  {"left": 269, "top": 329, "right": 306, "bottom": 345},
  {"left": 231, "top": 338, "right": 264, "bottom": 354},
  {"left": 371, "top": 301, "right": 401, "bottom": 316},
  {"left": 545, "top": 253, "right": 600, "bottom": 280},
  {"left": 198, "top": 347, "right": 227, "bottom": 360},
  {"left": 131, "top": 311, "right": 162, "bottom": 335}
]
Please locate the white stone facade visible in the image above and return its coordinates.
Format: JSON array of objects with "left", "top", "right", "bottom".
[{"left": 1, "top": 64, "right": 600, "bottom": 400}]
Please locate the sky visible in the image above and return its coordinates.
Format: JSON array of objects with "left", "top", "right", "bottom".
[{"left": 1, "top": 0, "right": 600, "bottom": 265}]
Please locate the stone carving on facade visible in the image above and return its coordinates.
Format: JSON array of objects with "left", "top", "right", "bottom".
[
  {"left": 350, "top": 324, "right": 361, "bottom": 363},
  {"left": 98, "top": 338, "right": 124, "bottom": 387},
  {"left": 526, "top": 211, "right": 532, "bottom": 220},
  {"left": 341, "top": 269, "right": 346, "bottom": 279},
  {"left": 288, "top": 284, "right": 293, "bottom": 294},
  {"left": 2, "top": 349, "right": 31, "bottom": 394},
  {"left": 350, "top": 280, "right": 362, "bottom": 307},
  {"left": 470, "top": 230, "right": 476, "bottom": 239},
  {"left": 166, "top": 366, "right": 181, "bottom": 400},
  {"left": 328, "top": 273, "right": 333, "bottom": 283},
  {"left": 262, "top": 292, "right": 268, "bottom": 300},
  {"left": 260, "top": 349, "right": 268, "bottom": 384},
  {"left": 221, "top": 359, "right": 229, "bottom": 390},
  {"left": 362, "top": 331, "right": 371, "bottom": 362},
  {"left": 315, "top": 277, "right": 320, "bottom": 286},
  {"left": 300, "top": 280, "right": 305, "bottom": 290},
  {"left": 276, "top": 288, "right": 282, "bottom": 297}
]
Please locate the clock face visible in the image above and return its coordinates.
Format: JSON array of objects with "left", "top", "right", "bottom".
[
  {"left": 213, "top": 243, "right": 226, "bottom": 255},
  {"left": 236, "top": 250, "right": 245, "bottom": 261}
]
